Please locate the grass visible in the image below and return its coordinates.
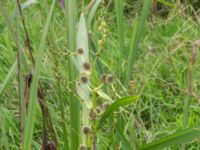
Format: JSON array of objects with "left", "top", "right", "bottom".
[
  {"left": 126, "top": 0, "right": 152, "bottom": 87},
  {"left": 1, "top": 0, "right": 200, "bottom": 150},
  {"left": 22, "top": 0, "right": 56, "bottom": 149}
]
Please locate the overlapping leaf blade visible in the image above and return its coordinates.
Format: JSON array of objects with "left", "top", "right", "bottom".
[{"left": 141, "top": 127, "right": 200, "bottom": 150}]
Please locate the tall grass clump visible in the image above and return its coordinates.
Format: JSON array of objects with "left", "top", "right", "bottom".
[
  {"left": 182, "top": 40, "right": 200, "bottom": 129},
  {"left": 126, "top": 0, "right": 151, "bottom": 87},
  {"left": 22, "top": 0, "right": 56, "bottom": 149}
]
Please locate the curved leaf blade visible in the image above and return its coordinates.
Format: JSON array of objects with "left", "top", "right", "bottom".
[
  {"left": 141, "top": 127, "right": 200, "bottom": 150},
  {"left": 97, "top": 96, "right": 138, "bottom": 129},
  {"left": 86, "top": 0, "right": 101, "bottom": 28},
  {"left": 0, "top": 60, "right": 17, "bottom": 96}
]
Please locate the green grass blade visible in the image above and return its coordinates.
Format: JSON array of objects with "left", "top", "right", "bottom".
[
  {"left": 158, "top": 0, "right": 176, "bottom": 8},
  {"left": 22, "top": 0, "right": 56, "bottom": 149},
  {"left": 65, "top": 0, "right": 80, "bottom": 149},
  {"left": 0, "top": 5, "right": 18, "bottom": 97},
  {"left": 86, "top": 0, "right": 101, "bottom": 28},
  {"left": 16, "top": 9, "right": 26, "bottom": 144},
  {"left": 116, "top": 130, "right": 133, "bottom": 150},
  {"left": 21, "top": 0, "right": 37, "bottom": 9},
  {"left": 115, "top": 0, "right": 124, "bottom": 56},
  {"left": 141, "top": 127, "right": 200, "bottom": 150},
  {"left": 0, "top": 110, "right": 9, "bottom": 149},
  {"left": 97, "top": 96, "right": 138, "bottom": 129},
  {"left": 114, "top": 1, "right": 125, "bottom": 144},
  {"left": 0, "top": 60, "right": 17, "bottom": 96},
  {"left": 129, "top": 15, "right": 138, "bottom": 55},
  {"left": 126, "top": 0, "right": 151, "bottom": 87}
]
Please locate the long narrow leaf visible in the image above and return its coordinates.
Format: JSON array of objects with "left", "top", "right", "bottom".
[
  {"left": 76, "top": 13, "right": 91, "bottom": 145},
  {"left": 97, "top": 96, "right": 138, "bottom": 129},
  {"left": 0, "top": 60, "right": 17, "bottom": 96},
  {"left": 115, "top": 0, "right": 124, "bottom": 55},
  {"left": 116, "top": 130, "right": 133, "bottom": 150},
  {"left": 16, "top": 10, "right": 26, "bottom": 147},
  {"left": 22, "top": 1, "right": 56, "bottom": 149},
  {"left": 86, "top": 0, "right": 101, "bottom": 28},
  {"left": 158, "top": 0, "right": 176, "bottom": 8},
  {"left": 141, "top": 127, "right": 200, "bottom": 150},
  {"left": 65, "top": 0, "right": 80, "bottom": 149},
  {"left": 76, "top": 13, "right": 91, "bottom": 107},
  {"left": 126, "top": 0, "right": 151, "bottom": 87}
]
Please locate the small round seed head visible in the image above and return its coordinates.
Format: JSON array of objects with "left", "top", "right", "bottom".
[
  {"left": 95, "top": 107, "right": 101, "bottom": 114},
  {"left": 100, "top": 73, "right": 107, "bottom": 83},
  {"left": 83, "top": 62, "right": 91, "bottom": 70},
  {"left": 89, "top": 109, "right": 96, "bottom": 120},
  {"left": 102, "top": 102, "right": 110, "bottom": 110},
  {"left": 98, "top": 26, "right": 102, "bottom": 31},
  {"left": 79, "top": 144, "right": 87, "bottom": 150},
  {"left": 103, "top": 34, "right": 107, "bottom": 38},
  {"left": 98, "top": 40, "right": 103, "bottom": 46},
  {"left": 101, "top": 21, "right": 107, "bottom": 27},
  {"left": 77, "top": 47, "right": 84, "bottom": 54},
  {"left": 82, "top": 126, "right": 91, "bottom": 134},
  {"left": 80, "top": 75, "right": 88, "bottom": 84},
  {"left": 106, "top": 74, "right": 114, "bottom": 83},
  {"left": 102, "top": 28, "right": 107, "bottom": 34}
]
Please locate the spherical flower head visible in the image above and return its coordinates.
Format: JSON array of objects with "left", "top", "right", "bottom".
[
  {"left": 80, "top": 75, "right": 88, "bottom": 84},
  {"left": 98, "top": 40, "right": 103, "bottom": 46},
  {"left": 82, "top": 62, "right": 91, "bottom": 70},
  {"left": 95, "top": 106, "right": 101, "bottom": 114},
  {"left": 89, "top": 109, "right": 96, "bottom": 120},
  {"left": 79, "top": 144, "right": 87, "bottom": 150},
  {"left": 106, "top": 74, "right": 114, "bottom": 83},
  {"left": 101, "top": 21, "right": 107, "bottom": 27},
  {"left": 77, "top": 47, "right": 84, "bottom": 54},
  {"left": 98, "top": 26, "right": 103, "bottom": 31},
  {"left": 82, "top": 126, "right": 91, "bottom": 134},
  {"left": 100, "top": 73, "right": 107, "bottom": 83}
]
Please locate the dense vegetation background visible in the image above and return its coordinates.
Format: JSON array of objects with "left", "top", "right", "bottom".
[{"left": 1, "top": 0, "right": 200, "bottom": 150}]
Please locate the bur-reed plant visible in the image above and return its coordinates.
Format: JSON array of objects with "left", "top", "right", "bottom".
[{"left": 1, "top": 1, "right": 200, "bottom": 150}]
